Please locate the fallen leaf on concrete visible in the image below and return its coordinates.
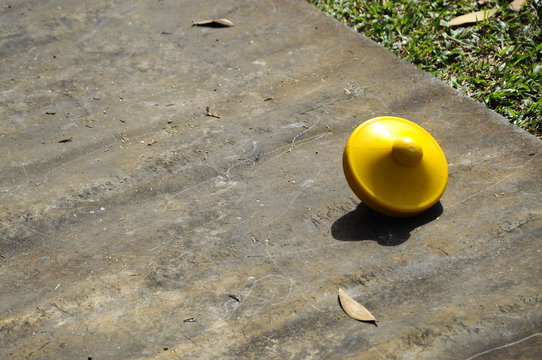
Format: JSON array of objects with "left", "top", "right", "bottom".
[
  {"left": 446, "top": 9, "right": 498, "bottom": 27},
  {"left": 206, "top": 106, "right": 221, "bottom": 118},
  {"left": 192, "top": 18, "right": 234, "bottom": 28},
  {"left": 508, "top": 0, "right": 526, "bottom": 11},
  {"left": 58, "top": 137, "right": 73, "bottom": 143},
  {"left": 338, "top": 288, "right": 377, "bottom": 323}
]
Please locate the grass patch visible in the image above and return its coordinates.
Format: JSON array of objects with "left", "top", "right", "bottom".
[{"left": 308, "top": 0, "right": 542, "bottom": 137}]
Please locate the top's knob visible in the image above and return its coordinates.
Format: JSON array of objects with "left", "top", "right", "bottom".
[{"left": 392, "top": 137, "right": 423, "bottom": 167}]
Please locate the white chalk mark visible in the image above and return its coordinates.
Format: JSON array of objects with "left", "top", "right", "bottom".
[
  {"left": 281, "top": 122, "right": 306, "bottom": 129},
  {"left": 375, "top": 349, "right": 388, "bottom": 359},
  {"left": 265, "top": 241, "right": 325, "bottom": 313},
  {"left": 224, "top": 274, "right": 294, "bottom": 320},
  {"left": 149, "top": 260, "right": 295, "bottom": 321},
  {"left": 446, "top": 151, "right": 540, "bottom": 209},
  {"left": 465, "top": 333, "right": 541, "bottom": 360},
  {"left": 290, "top": 111, "right": 322, "bottom": 150},
  {"left": 21, "top": 160, "right": 29, "bottom": 180},
  {"left": 262, "top": 242, "right": 343, "bottom": 260},
  {"left": 447, "top": 151, "right": 505, "bottom": 168}
]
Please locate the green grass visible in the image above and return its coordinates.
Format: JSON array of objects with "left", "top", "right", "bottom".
[{"left": 308, "top": 0, "right": 542, "bottom": 137}]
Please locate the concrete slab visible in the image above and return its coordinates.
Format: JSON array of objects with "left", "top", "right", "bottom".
[{"left": 1, "top": 0, "right": 541, "bottom": 359}]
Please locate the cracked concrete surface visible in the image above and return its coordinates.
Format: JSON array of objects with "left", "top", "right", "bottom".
[{"left": 1, "top": 0, "right": 541, "bottom": 359}]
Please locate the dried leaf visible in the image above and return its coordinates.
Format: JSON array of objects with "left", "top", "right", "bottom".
[
  {"left": 338, "top": 288, "right": 377, "bottom": 323},
  {"left": 508, "top": 0, "right": 526, "bottom": 12},
  {"left": 192, "top": 18, "right": 234, "bottom": 28},
  {"left": 446, "top": 9, "right": 498, "bottom": 27}
]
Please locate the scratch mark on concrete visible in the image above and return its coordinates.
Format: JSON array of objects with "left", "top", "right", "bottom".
[
  {"left": 224, "top": 274, "right": 294, "bottom": 320},
  {"left": 265, "top": 240, "right": 325, "bottom": 313},
  {"left": 464, "top": 332, "right": 541, "bottom": 360},
  {"left": 446, "top": 151, "right": 540, "bottom": 209}
]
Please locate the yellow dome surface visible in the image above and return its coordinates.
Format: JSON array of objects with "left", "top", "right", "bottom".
[{"left": 343, "top": 116, "right": 448, "bottom": 217}]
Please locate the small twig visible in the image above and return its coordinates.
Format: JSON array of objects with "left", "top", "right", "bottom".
[
  {"left": 206, "top": 106, "right": 221, "bottom": 118},
  {"left": 228, "top": 294, "right": 241, "bottom": 302}
]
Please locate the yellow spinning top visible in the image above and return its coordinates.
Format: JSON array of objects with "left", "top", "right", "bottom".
[{"left": 343, "top": 116, "right": 448, "bottom": 217}]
